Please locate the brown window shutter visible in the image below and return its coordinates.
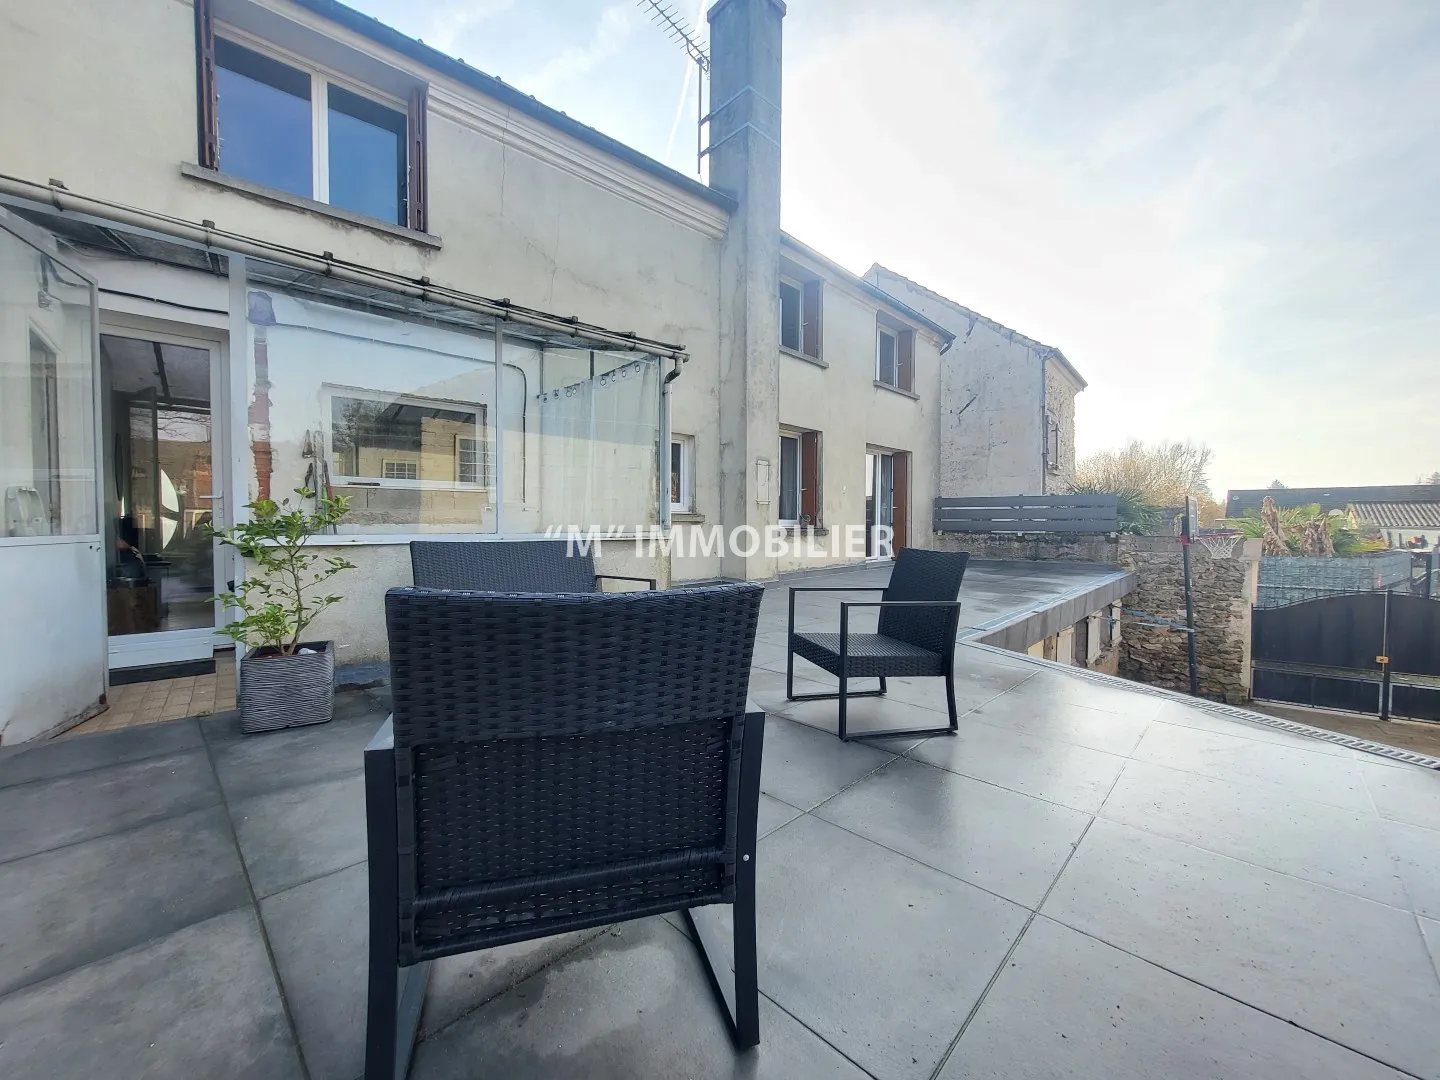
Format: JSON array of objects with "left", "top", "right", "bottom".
[
  {"left": 891, "top": 452, "right": 909, "bottom": 551},
  {"left": 802, "top": 279, "right": 823, "bottom": 359},
  {"left": 897, "top": 330, "right": 915, "bottom": 392},
  {"left": 800, "top": 431, "right": 821, "bottom": 525},
  {"left": 407, "top": 85, "right": 429, "bottom": 232},
  {"left": 194, "top": 0, "right": 218, "bottom": 170}
]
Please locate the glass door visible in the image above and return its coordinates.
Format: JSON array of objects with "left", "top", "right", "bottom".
[{"left": 101, "top": 330, "right": 225, "bottom": 669}]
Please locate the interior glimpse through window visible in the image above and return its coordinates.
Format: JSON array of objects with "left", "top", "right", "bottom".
[
  {"left": 778, "top": 434, "right": 800, "bottom": 523},
  {"left": 215, "top": 38, "right": 312, "bottom": 199},
  {"left": 670, "top": 434, "right": 693, "bottom": 512}
]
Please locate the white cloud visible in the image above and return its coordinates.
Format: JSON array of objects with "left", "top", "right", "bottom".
[
  {"left": 523, "top": 3, "right": 642, "bottom": 100},
  {"left": 423, "top": 0, "right": 515, "bottom": 55}
]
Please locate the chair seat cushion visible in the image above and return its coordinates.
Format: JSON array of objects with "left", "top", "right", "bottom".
[{"left": 791, "top": 632, "right": 944, "bottom": 678}]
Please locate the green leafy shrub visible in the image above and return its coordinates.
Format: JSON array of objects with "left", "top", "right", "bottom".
[{"left": 209, "top": 489, "right": 356, "bottom": 655}]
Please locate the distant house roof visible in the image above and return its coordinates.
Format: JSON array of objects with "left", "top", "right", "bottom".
[
  {"left": 287, "top": 0, "right": 734, "bottom": 213},
  {"left": 1226, "top": 485, "right": 1440, "bottom": 516},
  {"left": 863, "top": 264, "right": 1087, "bottom": 389},
  {"left": 1353, "top": 502, "right": 1440, "bottom": 530},
  {"left": 781, "top": 237, "right": 955, "bottom": 343}
]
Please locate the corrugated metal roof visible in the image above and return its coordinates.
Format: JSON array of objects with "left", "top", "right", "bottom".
[{"left": 1353, "top": 502, "right": 1440, "bottom": 529}]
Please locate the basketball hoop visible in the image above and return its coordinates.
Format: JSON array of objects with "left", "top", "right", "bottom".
[{"left": 1195, "top": 533, "right": 1242, "bottom": 559}]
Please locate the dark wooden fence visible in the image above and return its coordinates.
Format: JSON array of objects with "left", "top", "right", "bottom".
[{"left": 932, "top": 494, "right": 1119, "bottom": 534}]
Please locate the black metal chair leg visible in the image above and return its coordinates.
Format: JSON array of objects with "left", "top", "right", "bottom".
[
  {"left": 946, "top": 672, "right": 959, "bottom": 731},
  {"left": 685, "top": 710, "right": 762, "bottom": 1048},
  {"left": 837, "top": 671, "right": 848, "bottom": 741},
  {"left": 878, "top": 676, "right": 888, "bottom": 695}
]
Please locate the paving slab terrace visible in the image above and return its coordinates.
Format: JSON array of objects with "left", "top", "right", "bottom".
[{"left": 1, "top": 566, "right": 1438, "bottom": 1080}]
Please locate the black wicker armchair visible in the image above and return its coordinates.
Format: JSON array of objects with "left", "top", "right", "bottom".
[
  {"left": 786, "top": 548, "right": 970, "bottom": 742},
  {"left": 409, "top": 538, "right": 657, "bottom": 592},
  {"left": 366, "top": 582, "right": 766, "bottom": 1080}
]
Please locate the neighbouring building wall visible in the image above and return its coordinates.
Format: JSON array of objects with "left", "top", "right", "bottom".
[
  {"left": 1117, "top": 537, "right": 1262, "bottom": 704},
  {"left": 865, "top": 266, "right": 1085, "bottom": 498}
]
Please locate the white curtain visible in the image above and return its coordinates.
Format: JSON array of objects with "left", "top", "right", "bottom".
[{"left": 538, "top": 357, "right": 659, "bottom": 530}]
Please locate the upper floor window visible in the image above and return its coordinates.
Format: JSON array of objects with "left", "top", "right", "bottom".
[
  {"left": 779, "top": 276, "right": 823, "bottom": 360},
  {"left": 213, "top": 38, "right": 409, "bottom": 225},
  {"left": 195, "top": 3, "right": 428, "bottom": 231},
  {"left": 876, "top": 321, "right": 915, "bottom": 392}
]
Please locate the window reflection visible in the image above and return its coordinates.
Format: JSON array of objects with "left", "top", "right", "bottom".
[{"left": 215, "top": 38, "right": 312, "bottom": 200}]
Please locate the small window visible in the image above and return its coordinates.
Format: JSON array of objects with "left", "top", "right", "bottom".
[
  {"left": 209, "top": 34, "right": 416, "bottom": 227},
  {"left": 876, "top": 323, "right": 915, "bottom": 391},
  {"left": 383, "top": 460, "right": 418, "bottom": 481},
  {"left": 456, "top": 436, "right": 485, "bottom": 485},
  {"left": 779, "top": 276, "right": 823, "bottom": 359},
  {"left": 1045, "top": 410, "right": 1060, "bottom": 469},
  {"left": 778, "top": 430, "right": 821, "bottom": 526},
  {"left": 670, "top": 434, "right": 694, "bottom": 513}
]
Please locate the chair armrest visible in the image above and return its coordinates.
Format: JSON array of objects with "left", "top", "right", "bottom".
[
  {"left": 838, "top": 601, "right": 964, "bottom": 610},
  {"left": 788, "top": 586, "right": 887, "bottom": 635},
  {"left": 366, "top": 715, "right": 395, "bottom": 754},
  {"left": 595, "top": 574, "right": 658, "bottom": 590},
  {"left": 786, "top": 586, "right": 886, "bottom": 593}
]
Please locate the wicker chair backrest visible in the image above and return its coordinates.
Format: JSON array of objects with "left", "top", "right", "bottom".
[
  {"left": 383, "top": 582, "right": 764, "bottom": 957},
  {"left": 385, "top": 582, "right": 763, "bottom": 745},
  {"left": 409, "top": 539, "right": 597, "bottom": 593},
  {"left": 876, "top": 548, "right": 970, "bottom": 654}
]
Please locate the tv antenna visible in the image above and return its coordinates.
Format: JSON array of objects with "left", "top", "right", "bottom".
[{"left": 636, "top": 0, "right": 710, "bottom": 175}]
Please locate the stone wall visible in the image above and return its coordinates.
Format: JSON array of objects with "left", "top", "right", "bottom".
[
  {"left": 932, "top": 531, "right": 1120, "bottom": 563},
  {"left": 1116, "top": 536, "right": 1261, "bottom": 703},
  {"left": 934, "top": 529, "right": 1262, "bottom": 702}
]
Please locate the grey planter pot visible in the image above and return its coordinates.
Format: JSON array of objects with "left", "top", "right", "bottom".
[{"left": 238, "top": 641, "right": 335, "bottom": 734}]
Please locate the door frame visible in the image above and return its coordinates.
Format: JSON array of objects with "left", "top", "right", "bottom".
[{"left": 99, "top": 316, "right": 232, "bottom": 670}]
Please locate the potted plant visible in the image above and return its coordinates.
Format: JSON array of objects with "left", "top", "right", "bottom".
[{"left": 210, "top": 489, "right": 356, "bottom": 733}]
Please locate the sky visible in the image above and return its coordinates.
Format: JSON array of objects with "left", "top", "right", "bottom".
[{"left": 346, "top": 0, "right": 1440, "bottom": 497}]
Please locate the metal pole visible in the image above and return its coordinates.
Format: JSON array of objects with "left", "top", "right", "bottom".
[
  {"left": 1182, "top": 538, "right": 1198, "bottom": 696},
  {"left": 1379, "top": 588, "right": 1392, "bottom": 721}
]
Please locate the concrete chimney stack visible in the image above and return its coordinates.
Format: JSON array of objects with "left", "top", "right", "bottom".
[{"left": 707, "top": 0, "right": 784, "bottom": 580}]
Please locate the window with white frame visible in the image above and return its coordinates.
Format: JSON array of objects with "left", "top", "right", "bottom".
[
  {"left": 670, "top": 433, "right": 694, "bottom": 513},
  {"left": 382, "top": 460, "right": 418, "bottom": 481},
  {"left": 210, "top": 35, "right": 413, "bottom": 226},
  {"left": 327, "top": 388, "right": 488, "bottom": 489},
  {"left": 779, "top": 274, "right": 823, "bottom": 359},
  {"left": 876, "top": 321, "right": 915, "bottom": 391}
]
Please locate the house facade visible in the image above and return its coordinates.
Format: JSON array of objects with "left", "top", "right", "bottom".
[
  {"left": 865, "top": 266, "right": 1085, "bottom": 497},
  {"left": 0, "top": 0, "right": 959, "bottom": 740}
]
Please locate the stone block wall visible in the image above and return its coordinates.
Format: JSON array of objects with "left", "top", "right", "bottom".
[
  {"left": 1116, "top": 536, "right": 1261, "bottom": 703},
  {"left": 934, "top": 529, "right": 1261, "bottom": 702},
  {"left": 932, "top": 532, "right": 1120, "bottom": 563}
]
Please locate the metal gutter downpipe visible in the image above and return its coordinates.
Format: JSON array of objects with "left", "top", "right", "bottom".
[{"left": 0, "top": 173, "right": 690, "bottom": 361}]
